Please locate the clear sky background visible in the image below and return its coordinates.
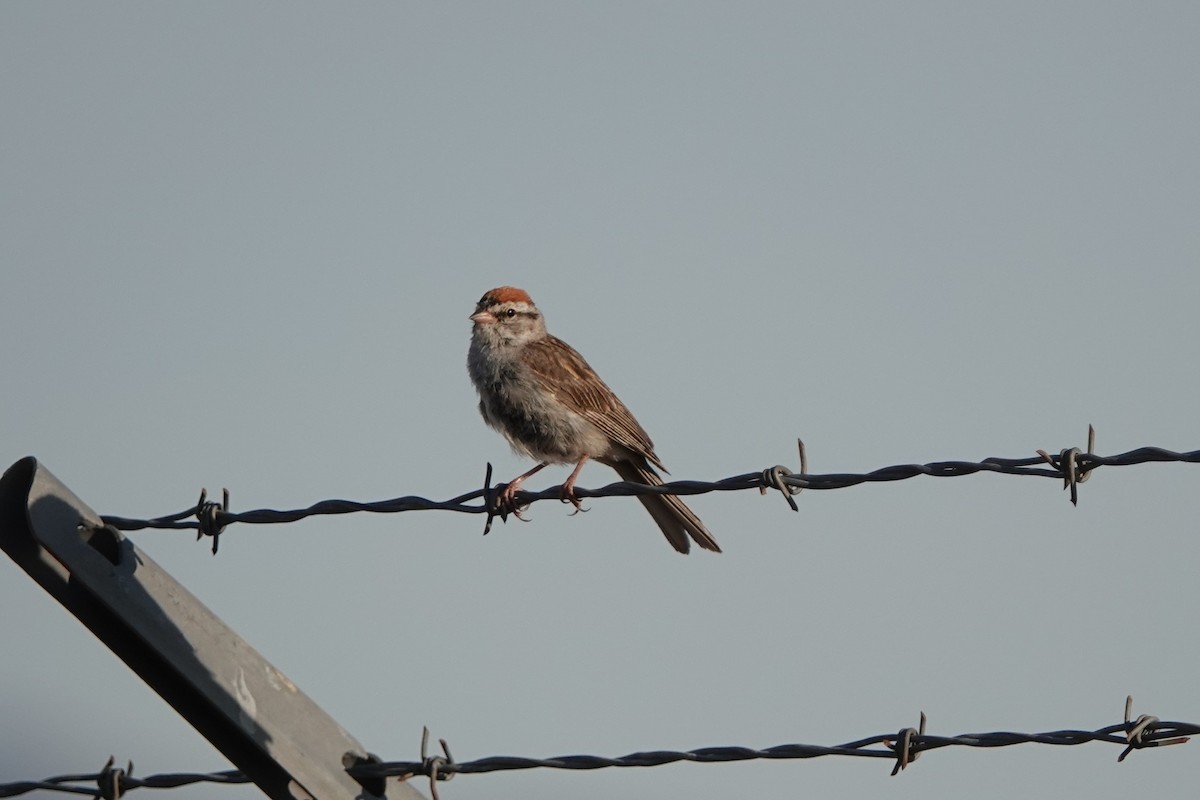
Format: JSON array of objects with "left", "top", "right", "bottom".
[{"left": 2, "top": 3, "right": 1198, "bottom": 799}]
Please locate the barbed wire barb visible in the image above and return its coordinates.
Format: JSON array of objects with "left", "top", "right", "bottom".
[
  {"left": 192, "top": 488, "right": 228, "bottom": 554},
  {"left": 94, "top": 757, "right": 131, "bottom": 800},
  {"left": 760, "top": 438, "right": 807, "bottom": 511},
  {"left": 1037, "top": 424, "right": 1097, "bottom": 506},
  {"left": 419, "top": 727, "right": 455, "bottom": 800},
  {"left": 480, "top": 462, "right": 499, "bottom": 535},
  {"left": 1118, "top": 695, "right": 1190, "bottom": 762},
  {"left": 886, "top": 711, "right": 926, "bottom": 775}
]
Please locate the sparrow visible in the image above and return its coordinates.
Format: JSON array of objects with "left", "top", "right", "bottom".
[{"left": 467, "top": 286, "right": 721, "bottom": 554}]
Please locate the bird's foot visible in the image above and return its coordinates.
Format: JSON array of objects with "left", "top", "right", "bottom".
[
  {"left": 498, "top": 480, "right": 531, "bottom": 521},
  {"left": 558, "top": 483, "right": 588, "bottom": 515}
]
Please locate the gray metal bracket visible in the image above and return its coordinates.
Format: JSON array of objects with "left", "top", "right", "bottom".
[{"left": 0, "top": 457, "right": 424, "bottom": 800}]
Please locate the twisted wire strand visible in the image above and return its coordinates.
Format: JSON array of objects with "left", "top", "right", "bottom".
[
  {"left": 97, "top": 443, "right": 1200, "bottom": 535},
  {"left": 2, "top": 715, "right": 1193, "bottom": 797},
  {"left": 0, "top": 769, "right": 250, "bottom": 799},
  {"left": 354, "top": 719, "right": 1197, "bottom": 778}
]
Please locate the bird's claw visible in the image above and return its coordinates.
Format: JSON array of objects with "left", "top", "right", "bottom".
[
  {"left": 559, "top": 486, "right": 588, "bottom": 515},
  {"left": 497, "top": 482, "right": 532, "bottom": 522}
]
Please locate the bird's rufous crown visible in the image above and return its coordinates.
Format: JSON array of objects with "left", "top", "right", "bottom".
[{"left": 481, "top": 286, "right": 533, "bottom": 306}]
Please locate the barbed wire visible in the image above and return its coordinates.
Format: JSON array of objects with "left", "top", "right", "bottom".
[
  {"left": 17, "top": 436, "right": 1196, "bottom": 797},
  {"left": 94, "top": 427, "right": 1200, "bottom": 552},
  {"left": 1, "top": 698, "right": 1192, "bottom": 799},
  {"left": 0, "top": 757, "right": 250, "bottom": 799}
]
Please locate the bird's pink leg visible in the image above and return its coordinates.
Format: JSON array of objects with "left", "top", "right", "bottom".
[
  {"left": 499, "top": 462, "right": 548, "bottom": 518},
  {"left": 559, "top": 455, "right": 590, "bottom": 512}
]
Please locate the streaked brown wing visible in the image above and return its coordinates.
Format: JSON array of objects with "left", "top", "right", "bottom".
[{"left": 523, "top": 335, "right": 666, "bottom": 470}]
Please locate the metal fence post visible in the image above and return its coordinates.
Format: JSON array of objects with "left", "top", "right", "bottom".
[{"left": 0, "top": 457, "right": 424, "bottom": 800}]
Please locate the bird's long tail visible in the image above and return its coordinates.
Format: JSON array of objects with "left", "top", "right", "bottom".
[{"left": 611, "top": 459, "right": 722, "bottom": 554}]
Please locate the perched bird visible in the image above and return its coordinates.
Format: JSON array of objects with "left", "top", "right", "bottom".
[{"left": 467, "top": 286, "right": 721, "bottom": 554}]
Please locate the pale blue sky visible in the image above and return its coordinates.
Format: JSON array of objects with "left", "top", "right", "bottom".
[{"left": 2, "top": 3, "right": 1198, "bottom": 799}]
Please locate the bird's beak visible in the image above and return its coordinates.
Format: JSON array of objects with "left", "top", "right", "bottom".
[{"left": 470, "top": 310, "right": 497, "bottom": 325}]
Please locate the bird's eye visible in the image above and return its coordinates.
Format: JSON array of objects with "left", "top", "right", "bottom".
[{"left": 505, "top": 308, "right": 517, "bottom": 318}]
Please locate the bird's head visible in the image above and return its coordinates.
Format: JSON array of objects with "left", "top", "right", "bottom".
[{"left": 470, "top": 286, "right": 547, "bottom": 346}]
